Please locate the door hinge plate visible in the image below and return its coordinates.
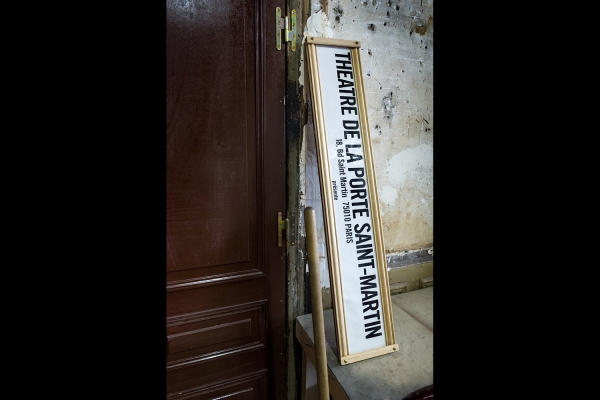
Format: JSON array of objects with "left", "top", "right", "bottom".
[
  {"left": 278, "top": 211, "right": 296, "bottom": 247},
  {"left": 276, "top": 8, "right": 296, "bottom": 51}
]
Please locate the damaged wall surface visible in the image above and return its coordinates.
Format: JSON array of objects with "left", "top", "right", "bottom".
[
  {"left": 299, "top": 0, "right": 433, "bottom": 293},
  {"left": 286, "top": 1, "right": 433, "bottom": 398}
]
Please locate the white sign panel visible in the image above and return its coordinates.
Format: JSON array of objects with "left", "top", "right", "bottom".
[
  {"left": 306, "top": 37, "right": 397, "bottom": 365},
  {"left": 317, "top": 44, "right": 386, "bottom": 354}
]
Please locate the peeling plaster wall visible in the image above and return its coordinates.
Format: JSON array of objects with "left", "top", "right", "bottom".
[{"left": 299, "top": 0, "right": 433, "bottom": 296}]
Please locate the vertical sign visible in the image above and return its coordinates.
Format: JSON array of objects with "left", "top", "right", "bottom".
[{"left": 306, "top": 37, "right": 397, "bottom": 365}]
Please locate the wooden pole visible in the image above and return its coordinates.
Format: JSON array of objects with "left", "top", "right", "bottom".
[{"left": 304, "top": 207, "right": 329, "bottom": 400}]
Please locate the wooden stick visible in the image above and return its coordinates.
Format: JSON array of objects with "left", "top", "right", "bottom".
[{"left": 305, "top": 207, "right": 330, "bottom": 400}]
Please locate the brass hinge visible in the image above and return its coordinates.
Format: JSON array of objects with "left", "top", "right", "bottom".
[
  {"left": 276, "top": 8, "right": 296, "bottom": 51},
  {"left": 278, "top": 211, "right": 296, "bottom": 247}
]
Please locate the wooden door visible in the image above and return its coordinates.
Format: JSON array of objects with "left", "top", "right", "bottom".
[{"left": 167, "top": 1, "right": 286, "bottom": 398}]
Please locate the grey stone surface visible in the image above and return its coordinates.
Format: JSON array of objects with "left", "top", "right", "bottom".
[
  {"left": 297, "top": 287, "right": 433, "bottom": 399},
  {"left": 392, "top": 286, "right": 433, "bottom": 331}
]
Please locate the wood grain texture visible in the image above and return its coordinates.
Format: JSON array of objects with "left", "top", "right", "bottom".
[
  {"left": 306, "top": 37, "right": 361, "bottom": 47},
  {"left": 167, "top": 369, "right": 267, "bottom": 400},
  {"left": 167, "top": 270, "right": 266, "bottom": 293},
  {"left": 167, "top": 300, "right": 266, "bottom": 363},
  {"left": 168, "top": 319, "right": 252, "bottom": 354},
  {"left": 167, "top": 0, "right": 286, "bottom": 397}
]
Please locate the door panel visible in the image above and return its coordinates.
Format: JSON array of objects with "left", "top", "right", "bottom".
[
  {"left": 166, "top": 0, "right": 257, "bottom": 274},
  {"left": 166, "top": 300, "right": 266, "bottom": 362},
  {"left": 166, "top": 0, "right": 286, "bottom": 398},
  {"left": 167, "top": 370, "right": 267, "bottom": 400}
]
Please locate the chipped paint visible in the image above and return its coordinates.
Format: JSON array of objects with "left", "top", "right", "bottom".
[
  {"left": 321, "top": 0, "right": 433, "bottom": 252},
  {"left": 300, "top": 0, "right": 433, "bottom": 292},
  {"left": 300, "top": 9, "right": 333, "bottom": 95},
  {"left": 379, "top": 185, "right": 398, "bottom": 206},
  {"left": 385, "top": 143, "right": 432, "bottom": 187}
]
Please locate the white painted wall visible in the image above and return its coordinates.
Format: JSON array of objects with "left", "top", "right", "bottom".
[{"left": 299, "top": 0, "right": 433, "bottom": 291}]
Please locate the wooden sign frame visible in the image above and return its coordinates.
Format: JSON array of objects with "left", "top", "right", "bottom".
[{"left": 305, "top": 37, "right": 397, "bottom": 365}]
